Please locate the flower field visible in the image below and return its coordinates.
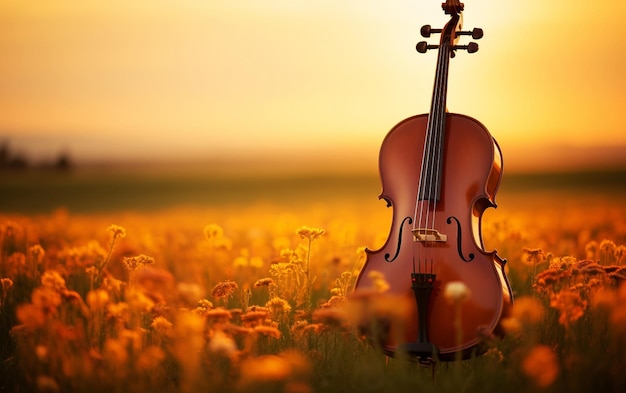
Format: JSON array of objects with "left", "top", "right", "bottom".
[{"left": 1, "top": 171, "right": 626, "bottom": 393}]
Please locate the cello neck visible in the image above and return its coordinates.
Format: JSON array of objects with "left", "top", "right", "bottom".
[{"left": 421, "top": 13, "right": 460, "bottom": 202}]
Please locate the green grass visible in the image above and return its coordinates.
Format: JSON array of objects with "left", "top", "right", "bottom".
[{"left": 2, "top": 168, "right": 625, "bottom": 214}]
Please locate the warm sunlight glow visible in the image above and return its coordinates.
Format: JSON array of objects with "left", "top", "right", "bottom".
[{"left": 1, "top": 0, "right": 625, "bottom": 172}]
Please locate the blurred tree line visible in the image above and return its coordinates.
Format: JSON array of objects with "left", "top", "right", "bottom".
[{"left": 0, "top": 141, "right": 72, "bottom": 171}]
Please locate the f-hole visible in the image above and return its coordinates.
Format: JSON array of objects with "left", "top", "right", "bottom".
[
  {"left": 446, "top": 216, "right": 475, "bottom": 262},
  {"left": 385, "top": 216, "right": 413, "bottom": 262}
]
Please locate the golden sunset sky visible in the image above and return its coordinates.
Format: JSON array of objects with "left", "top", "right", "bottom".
[{"left": 1, "top": 0, "right": 625, "bottom": 173}]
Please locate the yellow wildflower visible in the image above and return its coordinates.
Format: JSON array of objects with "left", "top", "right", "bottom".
[
  {"left": 122, "top": 254, "right": 155, "bottom": 272},
  {"left": 290, "top": 320, "right": 309, "bottom": 336},
  {"left": 296, "top": 226, "right": 325, "bottom": 241},
  {"left": 321, "top": 295, "right": 346, "bottom": 308},
  {"left": 249, "top": 256, "right": 264, "bottom": 269},
  {"left": 484, "top": 347, "right": 505, "bottom": 363},
  {"left": 204, "top": 223, "right": 224, "bottom": 240},
  {"left": 28, "top": 244, "right": 45, "bottom": 264},
  {"left": 151, "top": 316, "right": 174, "bottom": 336},
  {"left": 192, "top": 298, "right": 214, "bottom": 316},
  {"left": 107, "top": 302, "right": 130, "bottom": 323},
  {"left": 41, "top": 270, "right": 66, "bottom": 292},
  {"left": 266, "top": 296, "right": 292, "bottom": 317},
  {"left": 599, "top": 239, "right": 617, "bottom": 265},
  {"left": 107, "top": 224, "right": 126, "bottom": 239},
  {"left": 102, "top": 275, "right": 125, "bottom": 295},
  {"left": 1, "top": 278, "right": 13, "bottom": 302},
  {"left": 233, "top": 255, "right": 248, "bottom": 268},
  {"left": 86, "top": 289, "right": 109, "bottom": 310},
  {"left": 85, "top": 266, "right": 98, "bottom": 284}
]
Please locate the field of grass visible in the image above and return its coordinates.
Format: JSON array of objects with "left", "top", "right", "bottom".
[{"left": 1, "top": 168, "right": 625, "bottom": 392}]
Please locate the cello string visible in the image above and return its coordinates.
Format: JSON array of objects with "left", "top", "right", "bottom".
[
  {"left": 427, "top": 38, "right": 448, "bottom": 235},
  {"left": 426, "top": 34, "right": 447, "bottom": 222},
  {"left": 431, "top": 39, "right": 450, "bottom": 233},
  {"left": 413, "top": 50, "right": 438, "bottom": 274},
  {"left": 414, "top": 34, "right": 447, "bottom": 274},
  {"left": 428, "top": 35, "right": 452, "bottom": 275},
  {"left": 414, "top": 32, "right": 443, "bottom": 271}
]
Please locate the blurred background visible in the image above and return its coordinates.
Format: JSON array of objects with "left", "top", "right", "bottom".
[{"left": 2, "top": 0, "right": 625, "bottom": 213}]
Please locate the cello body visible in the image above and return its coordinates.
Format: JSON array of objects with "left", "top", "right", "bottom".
[
  {"left": 352, "top": 1, "right": 513, "bottom": 361},
  {"left": 354, "top": 113, "right": 513, "bottom": 360}
]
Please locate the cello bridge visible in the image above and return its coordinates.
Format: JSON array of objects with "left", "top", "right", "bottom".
[{"left": 412, "top": 228, "right": 447, "bottom": 242}]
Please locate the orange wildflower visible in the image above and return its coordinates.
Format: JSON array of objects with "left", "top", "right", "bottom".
[
  {"left": 522, "top": 247, "right": 546, "bottom": 266},
  {"left": 241, "top": 310, "right": 269, "bottom": 327},
  {"left": 211, "top": 280, "right": 238, "bottom": 301},
  {"left": 151, "top": 316, "right": 173, "bottom": 337},
  {"left": 550, "top": 289, "right": 587, "bottom": 328},
  {"left": 205, "top": 307, "right": 233, "bottom": 324},
  {"left": 41, "top": 270, "right": 66, "bottom": 292},
  {"left": 28, "top": 244, "right": 45, "bottom": 264},
  {"left": 521, "top": 345, "right": 559, "bottom": 387},
  {"left": 253, "top": 325, "right": 282, "bottom": 339},
  {"left": 511, "top": 296, "right": 545, "bottom": 325},
  {"left": 254, "top": 277, "right": 274, "bottom": 288},
  {"left": 312, "top": 307, "right": 349, "bottom": 330},
  {"left": 208, "top": 330, "right": 238, "bottom": 357},
  {"left": 239, "top": 354, "right": 291, "bottom": 383}
]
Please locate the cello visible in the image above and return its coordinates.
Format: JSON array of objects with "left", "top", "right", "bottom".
[{"left": 353, "top": 0, "right": 514, "bottom": 362}]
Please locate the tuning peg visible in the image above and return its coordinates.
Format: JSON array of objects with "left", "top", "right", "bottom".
[
  {"left": 452, "top": 42, "right": 479, "bottom": 53},
  {"left": 420, "top": 25, "right": 442, "bottom": 38},
  {"left": 455, "top": 28, "right": 483, "bottom": 40},
  {"left": 416, "top": 41, "right": 439, "bottom": 53}
]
